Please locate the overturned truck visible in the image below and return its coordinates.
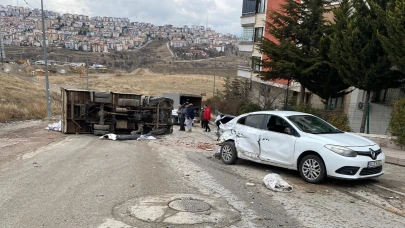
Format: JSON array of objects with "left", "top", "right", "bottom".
[{"left": 61, "top": 88, "right": 174, "bottom": 136}]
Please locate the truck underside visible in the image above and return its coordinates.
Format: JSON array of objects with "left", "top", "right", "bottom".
[{"left": 61, "top": 88, "right": 174, "bottom": 136}]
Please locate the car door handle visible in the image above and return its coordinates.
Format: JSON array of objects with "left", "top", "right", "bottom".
[{"left": 262, "top": 138, "right": 270, "bottom": 141}]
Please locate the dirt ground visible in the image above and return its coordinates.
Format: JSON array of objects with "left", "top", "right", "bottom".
[
  {"left": 0, "top": 120, "right": 65, "bottom": 166},
  {"left": 36, "top": 69, "right": 225, "bottom": 98}
]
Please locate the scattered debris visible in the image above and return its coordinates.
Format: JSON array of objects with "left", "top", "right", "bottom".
[
  {"left": 263, "top": 174, "right": 293, "bottom": 193},
  {"left": 45, "top": 121, "right": 61, "bottom": 132},
  {"left": 196, "top": 142, "right": 214, "bottom": 150},
  {"left": 245, "top": 183, "right": 256, "bottom": 187},
  {"left": 100, "top": 134, "right": 156, "bottom": 141}
]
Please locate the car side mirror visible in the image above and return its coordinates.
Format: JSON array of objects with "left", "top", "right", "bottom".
[{"left": 284, "top": 127, "right": 293, "bottom": 135}]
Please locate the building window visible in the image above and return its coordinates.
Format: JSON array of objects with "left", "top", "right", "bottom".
[
  {"left": 256, "top": 0, "right": 266, "bottom": 13},
  {"left": 252, "top": 56, "right": 261, "bottom": 72},
  {"left": 242, "top": 0, "right": 256, "bottom": 15},
  {"left": 254, "top": 27, "right": 264, "bottom": 42},
  {"left": 241, "top": 26, "right": 254, "bottom": 41}
]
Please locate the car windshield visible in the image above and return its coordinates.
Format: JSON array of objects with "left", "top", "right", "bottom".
[{"left": 287, "top": 115, "right": 343, "bottom": 134}]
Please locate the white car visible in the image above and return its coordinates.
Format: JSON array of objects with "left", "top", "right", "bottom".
[{"left": 217, "top": 111, "right": 385, "bottom": 183}]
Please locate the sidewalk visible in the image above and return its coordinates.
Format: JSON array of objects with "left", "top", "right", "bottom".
[{"left": 382, "top": 147, "right": 405, "bottom": 166}]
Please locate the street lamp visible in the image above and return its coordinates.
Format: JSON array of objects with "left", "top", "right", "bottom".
[{"left": 41, "top": 0, "right": 51, "bottom": 117}]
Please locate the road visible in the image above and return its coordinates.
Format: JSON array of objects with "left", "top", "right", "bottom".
[{"left": 0, "top": 121, "right": 404, "bottom": 228}]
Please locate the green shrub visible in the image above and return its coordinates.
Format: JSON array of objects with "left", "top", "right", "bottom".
[
  {"left": 389, "top": 98, "right": 405, "bottom": 146},
  {"left": 327, "top": 110, "right": 351, "bottom": 132},
  {"left": 238, "top": 103, "right": 263, "bottom": 115},
  {"left": 296, "top": 103, "right": 313, "bottom": 113}
]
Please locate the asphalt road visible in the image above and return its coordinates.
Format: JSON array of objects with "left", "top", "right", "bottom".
[{"left": 0, "top": 122, "right": 405, "bottom": 228}]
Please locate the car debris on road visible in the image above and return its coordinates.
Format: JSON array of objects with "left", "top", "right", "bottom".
[{"left": 263, "top": 174, "right": 293, "bottom": 193}]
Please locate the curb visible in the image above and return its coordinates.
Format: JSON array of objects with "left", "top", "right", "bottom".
[{"left": 385, "top": 155, "right": 405, "bottom": 167}]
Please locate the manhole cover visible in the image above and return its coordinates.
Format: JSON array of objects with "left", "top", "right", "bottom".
[{"left": 168, "top": 198, "right": 211, "bottom": 212}]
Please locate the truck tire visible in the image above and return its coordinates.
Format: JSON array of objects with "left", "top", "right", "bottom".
[
  {"left": 95, "top": 97, "right": 111, "bottom": 104},
  {"left": 94, "top": 124, "right": 110, "bottom": 131},
  {"left": 94, "top": 130, "right": 109, "bottom": 136},
  {"left": 94, "top": 92, "right": 111, "bottom": 98}
]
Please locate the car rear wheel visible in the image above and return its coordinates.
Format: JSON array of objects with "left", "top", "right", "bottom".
[
  {"left": 299, "top": 155, "right": 326, "bottom": 184},
  {"left": 220, "top": 142, "right": 238, "bottom": 165}
]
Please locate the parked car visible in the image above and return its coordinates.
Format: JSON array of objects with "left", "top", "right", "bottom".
[{"left": 217, "top": 111, "right": 385, "bottom": 183}]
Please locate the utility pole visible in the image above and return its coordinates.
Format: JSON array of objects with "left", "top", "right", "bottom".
[
  {"left": 41, "top": 0, "right": 51, "bottom": 118},
  {"left": 213, "top": 52, "right": 216, "bottom": 97},
  {"left": 0, "top": 28, "right": 4, "bottom": 66},
  {"left": 86, "top": 38, "right": 89, "bottom": 90}
]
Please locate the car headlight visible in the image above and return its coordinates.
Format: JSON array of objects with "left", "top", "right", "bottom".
[{"left": 325, "top": 145, "right": 357, "bottom": 157}]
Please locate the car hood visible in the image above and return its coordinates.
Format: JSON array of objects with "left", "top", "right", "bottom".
[{"left": 307, "top": 132, "right": 376, "bottom": 147}]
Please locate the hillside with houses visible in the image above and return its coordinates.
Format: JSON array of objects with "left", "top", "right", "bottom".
[{"left": 0, "top": 4, "right": 238, "bottom": 54}]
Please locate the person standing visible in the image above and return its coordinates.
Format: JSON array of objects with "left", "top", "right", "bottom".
[
  {"left": 178, "top": 104, "right": 186, "bottom": 131},
  {"left": 185, "top": 103, "right": 195, "bottom": 132},
  {"left": 204, "top": 104, "right": 211, "bottom": 132},
  {"left": 200, "top": 107, "right": 205, "bottom": 128}
]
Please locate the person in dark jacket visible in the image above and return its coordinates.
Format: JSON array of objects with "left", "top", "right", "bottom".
[
  {"left": 185, "top": 103, "right": 194, "bottom": 132},
  {"left": 200, "top": 107, "right": 205, "bottom": 128},
  {"left": 203, "top": 104, "right": 211, "bottom": 132},
  {"left": 177, "top": 104, "right": 186, "bottom": 131}
]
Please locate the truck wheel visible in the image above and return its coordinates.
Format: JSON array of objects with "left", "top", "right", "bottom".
[
  {"left": 94, "top": 130, "right": 109, "bottom": 136},
  {"left": 95, "top": 97, "right": 111, "bottom": 104},
  {"left": 94, "top": 124, "right": 110, "bottom": 131}
]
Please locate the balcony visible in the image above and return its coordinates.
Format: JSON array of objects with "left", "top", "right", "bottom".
[
  {"left": 241, "top": 14, "right": 256, "bottom": 26},
  {"left": 238, "top": 41, "right": 254, "bottom": 52},
  {"left": 237, "top": 65, "right": 252, "bottom": 79}
]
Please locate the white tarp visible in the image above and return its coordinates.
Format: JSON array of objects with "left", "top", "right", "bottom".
[
  {"left": 100, "top": 134, "right": 118, "bottom": 140},
  {"left": 136, "top": 135, "right": 157, "bottom": 141},
  {"left": 100, "top": 134, "right": 156, "bottom": 141},
  {"left": 45, "top": 121, "right": 61, "bottom": 132},
  {"left": 263, "top": 174, "right": 293, "bottom": 192}
]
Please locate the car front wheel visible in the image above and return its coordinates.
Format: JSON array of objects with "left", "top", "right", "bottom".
[
  {"left": 299, "top": 155, "right": 326, "bottom": 184},
  {"left": 220, "top": 142, "right": 238, "bottom": 165}
]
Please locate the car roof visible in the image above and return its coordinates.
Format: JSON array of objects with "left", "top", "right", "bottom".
[{"left": 246, "top": 110, "right": 311, "bottom": 117}]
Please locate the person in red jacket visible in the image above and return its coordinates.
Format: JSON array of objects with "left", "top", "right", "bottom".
[{"left": 203, "top": 104, "right": 211, "bottom": 132}]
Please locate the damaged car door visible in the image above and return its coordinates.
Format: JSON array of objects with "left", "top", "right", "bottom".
[
  {"left": 259, "top": 115, "right": 297, "bottom": 167},
  {"left": 234, "top": 114, "right": 265, "bottom": 159}
]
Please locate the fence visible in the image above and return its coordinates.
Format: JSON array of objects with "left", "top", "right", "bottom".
[{"left": 284, "top": 102, "right": 393, "bottom": 135}]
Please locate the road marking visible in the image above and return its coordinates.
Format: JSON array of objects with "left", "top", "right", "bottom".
[
  {"left": 372, "top": 184, "right": 405, "bottom": 197},
  {"left": 98, "top": 219, "right": 132, "bottom": 228}
]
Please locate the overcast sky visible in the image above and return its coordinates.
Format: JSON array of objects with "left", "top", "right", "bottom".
[{"left": 3, "top": 0, "right": 243, "bottom": 35}]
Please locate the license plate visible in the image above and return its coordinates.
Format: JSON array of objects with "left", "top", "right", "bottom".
[{"left": 368, "top": 160, "right": 382, "bottom": 168}]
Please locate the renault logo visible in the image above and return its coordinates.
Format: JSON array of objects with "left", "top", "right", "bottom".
[{"left": 370, "top": 148, "right": 376, "bottom": 160}]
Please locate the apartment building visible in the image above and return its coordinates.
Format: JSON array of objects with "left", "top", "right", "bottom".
[{"left": 237, "top": 0, "right": 304, "bottom": 109}]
